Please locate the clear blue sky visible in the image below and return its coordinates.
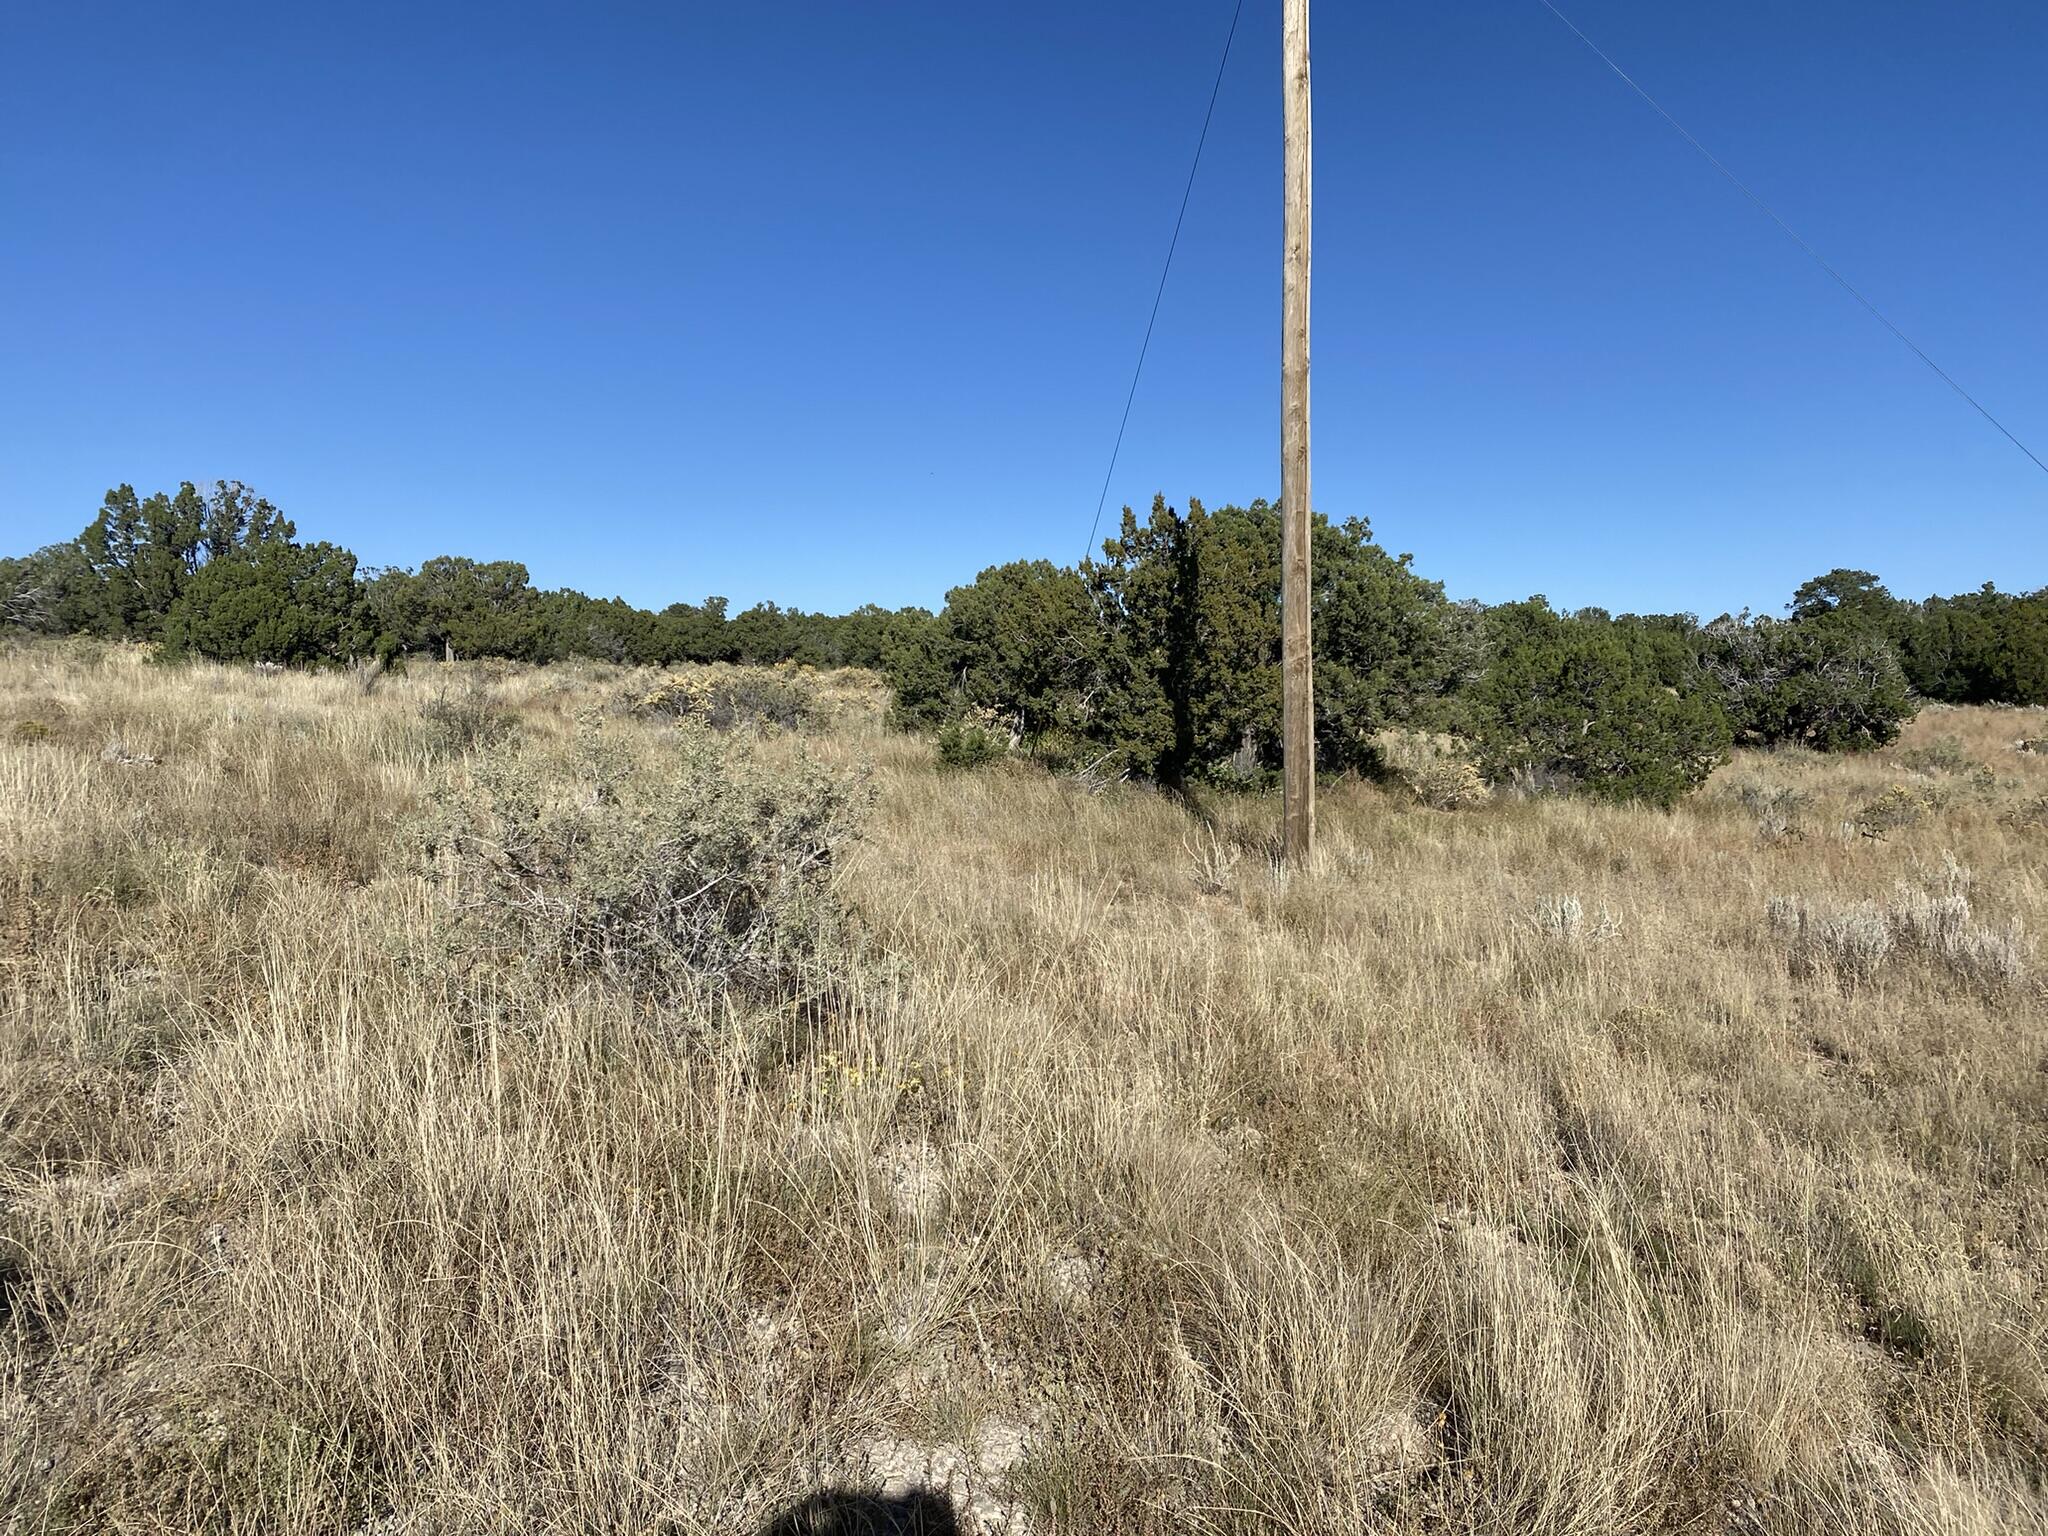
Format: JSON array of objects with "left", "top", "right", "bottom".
[{"left": 4, "top": 0, "right": 2043, "bottom": 617}]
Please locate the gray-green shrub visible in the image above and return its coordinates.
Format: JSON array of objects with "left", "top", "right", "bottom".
[
  {"left": 420, "top": 676, "right": 518, "bottom": 755},
  {"left": 629, "top": 666, "right": 820, "bottom": 734},
  {"left": 425, "top": 722, "right": 867, "bottom": 1004}
]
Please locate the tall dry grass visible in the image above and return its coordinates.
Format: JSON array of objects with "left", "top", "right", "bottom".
[{"left": 2, "top": 639, "right": 2045, "bottom": 1534}]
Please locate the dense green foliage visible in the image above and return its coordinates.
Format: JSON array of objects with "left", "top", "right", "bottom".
[
  {"left": 159, "top": 540, "right": 364, "bottom": 666},
  {"left": 1788, "top": 567, "right": 2048, "bottom": 707},
  {"left": 1896, "top": 588, "right": 2048, "bottom": 706},
  {"left": 932, "top": 559, "right": 1097, "bottom": 740},
  {"left": 7, "top": 480, "right": 2044, "bottom": 806},
  {"left": 1697, "top": 612, "right": 1915, "bottom": 752},
  {"left": 4, "top": 482, "right": 933, "bottom": 673},
  {"left": 935, "top": 718, "right": 1008, "bottom": 770},
  {"left": 1088, "top": 498, "right": 1467, "bottom": 784},
  {"left": 1476, "top": 603, "right": 1731, "bottom": 807},
  {"left": 893, "top": 498, "right": 1466, "bottom": 787},
  {"left": 883, "top": 505, "right": 1995, "bottom": 803}
]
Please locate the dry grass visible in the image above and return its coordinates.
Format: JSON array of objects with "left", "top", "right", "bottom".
[{"left": 3, "top": 640, "right": 2047, "bottom": 1534}]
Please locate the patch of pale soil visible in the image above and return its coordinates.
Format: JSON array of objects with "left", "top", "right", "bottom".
[
  {"left": 1356, "top": 1404, "right": 1444, "bottom": 1491},
  {"left": 871, "top": 1140, "right": 951, "bottom": 1225},
  {"left": 845, "top": 1417, "right": 1035, "bottom": 1536},
  {"left": 1041, "top": 1248, "right": 1103, "bottom": 1311}
]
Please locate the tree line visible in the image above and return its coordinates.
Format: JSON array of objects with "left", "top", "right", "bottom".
[
  {"left": 0, "top": 481, "right": 932, "bottom": 671},
  {"left": 5, "top": 480, "right": 2045, "bottom": 804},
  {"left": 885, "top": 498, "right": 2045, "bottom": 805}
]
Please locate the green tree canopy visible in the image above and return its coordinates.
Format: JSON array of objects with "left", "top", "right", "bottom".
[
  {"left": 1087, "top": 498, "right": 1467, "bottom": 783},
  {"left": 75, "top": 481, "right": 294, "bottom": 638},
  {"left": 1893, "top": 585, "right": 2048, "bottom": 706},
  {"left": 159, "top": 540, "right": 363, "bottom": 666},
  {"left": 1788, "top": 568, "right": 1896, "bottom": 628},
  {"left": 1477, "top": 602, "right": 1731, "bottom": 807},
  {"left": 1, "top": 543, "right": 98, "bottom": 633},
  {"left": 1699, "top": 614, "right": 1916, "bottom": 751},
  {"left": 939, "top": 559, "right": 1098, "bottom": 740}
]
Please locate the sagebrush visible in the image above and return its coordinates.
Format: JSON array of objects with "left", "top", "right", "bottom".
[{"left": 425, "top": 717, "right": 866, "bottom": 1006}]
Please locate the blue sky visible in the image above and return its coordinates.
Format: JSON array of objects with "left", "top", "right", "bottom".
[{"left": 3, "top": 0, "right": 2043, "bottom": 616}]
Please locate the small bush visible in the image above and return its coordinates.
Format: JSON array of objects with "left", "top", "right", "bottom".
[
  {"left": 1888, "top": 856, "right": 2028, "bottom": 994},
  {"left": 1720, "top": 779, "right": 1813, "bottom": 845},
  {"left": 631, "top": 665, "right": 818, "bottom": 734},
  {"left": 1854, "top": 784, "right": 1932, "bottom": 839},
  {"left": 1370, "top": 729, "right": 1488, "bottom": 810},
  {"left": 99, "top": 737, "right": 161, "bottom": 768},
  {"left": 1768, "top": 895, "right": 1894, "bottom": 986},
  {"left": 425, "top": 722, "right": 866, "bottom": 1005},
  {"left": 1896, "top": 736, "right": 1998, "bottom": 797},
  {"left": 1769, "top": 857, "right": 2027, "bottom": 995},
  {"left": 1886, "top": 854, "right": 1975, "bottom": 951},
  {"left": 1929, "top": 921, "right": 2029, "bottom": 995},
  {"left": 1521, "top": 893, "right": 1621, "bottom": 947},
  {"left": 1897, "top": 736, "right": 1973, "bottom": 775},
  {"left": 935, "top": 719, "right": 1006, "bottom": 771},
  {"left": 2001, "top": 795, "right": 2048, "bottom": 832},
  {"left": 1183, "top": 825, "right": 1243, "bottom": 895},
  {"left": 421, "top": 678, "right": 518, "bottom": 755},
  {"left": 11, "top": 719, "right": 52, "bottom": 743}
]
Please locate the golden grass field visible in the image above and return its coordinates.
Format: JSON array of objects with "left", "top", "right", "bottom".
[{"left": 3, "top": 639, "right": 2046, "bottom": 1534}]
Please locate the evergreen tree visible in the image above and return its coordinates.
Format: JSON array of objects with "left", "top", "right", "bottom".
[
  {"left": 75, "top": 481, "right": 295, "bottom": 638},
  {"left": 410, "top": 557, "right": 541, "bottom": 660},
  {"left": 943, "top": 559, "right": 1098, "bottom": 742},
  {"left": 1894, "top": 585, "right": 2048, "bottom": 705},
  {"left": 1087, "top": 497, "right": 1465, "bottom": 783},
  {"left": 1788, "top": 568, "right": 1896, "bottom": 629},
  {"left": 1698, "top": 614, "right": 1916, "bottom": 751},
  {"left": 1478, "top": 602, "right": 1731, "bottom": 807},
  {"left": 160, "top": 540, "right": 363, "bottom": 665},
  {"left": 0, "top": 543, "right": 98, "bottom": 633}
]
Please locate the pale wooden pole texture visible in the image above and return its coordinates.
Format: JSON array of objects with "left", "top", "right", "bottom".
[{"left": 1281, "top": 0, "right": 1314, "bottom": 863}]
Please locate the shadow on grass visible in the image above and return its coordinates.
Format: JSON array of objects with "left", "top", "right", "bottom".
[{"left": 756, "top": 1490, "right": 961, "bottom": 1535}]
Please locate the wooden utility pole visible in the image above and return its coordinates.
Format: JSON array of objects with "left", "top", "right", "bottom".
[{"left": 1281, "top": 0, "right": 1314, "bottom": 864}]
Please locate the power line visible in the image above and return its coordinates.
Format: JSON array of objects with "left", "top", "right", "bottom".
[
  {"left": 1083, "top": 0, "right": 1247, "bottom": 564},
  {"left": 1534, "top": 0, "right": 2048, "bottom": 479}
]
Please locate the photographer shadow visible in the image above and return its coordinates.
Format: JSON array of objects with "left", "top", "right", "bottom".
[{"left": 756, "top": 1489, "right": 961, "bottom": 1536}]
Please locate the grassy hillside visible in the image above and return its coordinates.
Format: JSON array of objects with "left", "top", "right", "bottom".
[{"left": 3, "top": 640, "right": 2045, "bottom": 1534}]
